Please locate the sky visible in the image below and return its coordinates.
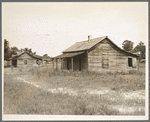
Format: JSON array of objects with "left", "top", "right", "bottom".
[{"left": 2, "top": 2, "right": 148, "bottom": 57}]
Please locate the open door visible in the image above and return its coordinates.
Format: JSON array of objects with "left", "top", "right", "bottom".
[
  {"left": 128, "top": 58, "right": 132, "bottom": 67},
  {"left": 79, "top": 58, "right": 81, "bottom": 71},
  {"left": 12, "top": 60, "right": 17, "bottom": 67}
]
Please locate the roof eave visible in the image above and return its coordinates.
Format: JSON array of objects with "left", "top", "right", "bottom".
[
  {"left": 106, "top": 38, "right": 139, "bottom": 57},
  {"left": 62, "top": 36, "right": 107, "bottom": 53}
]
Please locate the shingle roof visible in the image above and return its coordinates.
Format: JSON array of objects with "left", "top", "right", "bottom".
[{"left": 63, "top": 36, "right": 107, "bottom": 53}]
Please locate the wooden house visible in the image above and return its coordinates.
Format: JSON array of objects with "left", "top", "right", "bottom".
[
  {"left": 11, "top": 51, "right": 42, "bottom": 67},
  {"left": 4, "top": 60, "right": 11, "bottom": 67},
  {"left": 53, "top": 36, "right": 139, "bottom": 73},
  {"left": 42, "top": 56, "right": 52, "bottom": 64}
]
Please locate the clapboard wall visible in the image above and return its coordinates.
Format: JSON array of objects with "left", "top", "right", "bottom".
[{"left": 88, "top": 38, "right": 138, "bottom": 72}]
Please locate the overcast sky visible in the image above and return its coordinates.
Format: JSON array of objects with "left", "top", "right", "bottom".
[{"left": 2, "top": 2, "right": 148, "bottom": 57}]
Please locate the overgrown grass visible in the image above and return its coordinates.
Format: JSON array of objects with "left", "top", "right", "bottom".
[
  {"left": 4, "top": 74, "right": 144, "bottom": 115},
  {"left": 4, "top": 62, "right": 145, "bottom": 115},
  {"left": 27, "top": 63, "right": 145, "bottom": 92},
  {"left": 4, "top": 74, "right": 122, "bottom": 115}
]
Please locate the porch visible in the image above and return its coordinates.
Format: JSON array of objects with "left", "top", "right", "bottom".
[{"left": 52, "top": 51, "right": 88, "bottom": 72}]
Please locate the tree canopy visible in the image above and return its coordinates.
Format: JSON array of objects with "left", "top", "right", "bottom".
[
  {"left": 133, "top": 41, "right": 145, "bottom": 59},
  {"left": 11, "top": 46, "right": 19, "bottom": 54},
  {"left": 4, "top": 39, "right": 12, "bottom": 60},
  {"left": 122, "top": 40, "right": 134, "bottom": 51},
  {"left": 43, "top": 54, "right": 48, "bottom": 57}
]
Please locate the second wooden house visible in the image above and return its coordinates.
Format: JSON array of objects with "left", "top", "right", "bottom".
[{"left": 11, "top": 50, "right": 42, "bottom": 67}]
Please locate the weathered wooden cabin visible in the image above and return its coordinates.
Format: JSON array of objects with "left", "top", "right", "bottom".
[
  {"left": 53, "top": 36, "right": 139, "bottom": 73},
  {"left": 11, "top": 51, "right": 42, "bottom": 67},
  {"left": 4, "top": 60, "right": 11, "bottom": 67}
]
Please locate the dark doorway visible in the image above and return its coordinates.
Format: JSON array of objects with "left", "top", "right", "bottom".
[
  {"left": 128, "top": 58, "right": 132, "bottom": 67},
  {"left": 12, "top": 60, "right": 17, "bottom": 67},
  {"left": 79, "top": 58, "right": 81, "bottom": 71},
  {"left": 67, "top": 58, "right": 69, "bottom": 70}
]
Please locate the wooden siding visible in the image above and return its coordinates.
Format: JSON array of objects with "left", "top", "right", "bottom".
[
  {"left": 4, "top": 60, "right": 11, "bottom": 67},
  {"left": 88, "top": 38, "right": 138, "bottom": 72},
  {"left": 17, "top": 53, "right": 39, "bottom": 67}
]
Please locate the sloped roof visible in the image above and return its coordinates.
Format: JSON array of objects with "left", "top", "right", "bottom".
[
  {"left": 16, "top": 52, "right": 42, "bottom": 60},
  {"left": 16, "top": 51, "right": 23, "bottom": 55},
  {"left": 63, "top": 36, "right": 107, "bottom": 53},
  {"left": 42, "top": 56, "right": 52, "bottom": 61},
  {"left": 62, "top": 36, "right": 139, "bottom": 57},
  {"left": 53, "top": 51, "right": 85, "bottom": 59}
]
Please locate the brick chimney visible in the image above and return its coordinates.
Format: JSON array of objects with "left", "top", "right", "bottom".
[{"left": 88, "top": 35, "right": 92, "bottom": 41}]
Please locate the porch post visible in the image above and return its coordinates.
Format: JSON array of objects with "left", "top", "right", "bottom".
[
  {"left": 71, "top": 57, "right": 73, "bottom": 72},
  {"left": 56, "top": 58, "right": 58, "bottom": 71},
  {"left": 86, "top": 50, "right": 88, "bottom": 71},
  {"left": 61, "top": 58, "right": 63, "bottom": 71},
  {"left": 52, "top": 59, "right": 54, "bottom": 71}
]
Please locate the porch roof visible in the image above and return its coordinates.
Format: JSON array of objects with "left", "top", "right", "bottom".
[{"left": 53, "top": 51, "right": 85, "bottom": 59}]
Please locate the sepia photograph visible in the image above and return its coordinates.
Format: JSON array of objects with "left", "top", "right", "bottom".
[{"left": 2, "top": 2, "right": 148, "bottom": 120}]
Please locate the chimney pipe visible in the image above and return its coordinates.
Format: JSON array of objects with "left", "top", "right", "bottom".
[{"left": 88, "top": 35, "right": 92, "bottom": 41}]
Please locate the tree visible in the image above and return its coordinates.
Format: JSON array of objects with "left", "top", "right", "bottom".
[
  {"left": 4, "top": 39, "right": 11, "bottom": 60},
  {"left": 138, "top": 41, "right": 144, "bottom": 46},
  {"left": 33, "top": 52, "right": 36, "bottom": 55},
  {"left": 11, "top": 46, "right": 19, "bottom": 54},
  {"left": 122, "top": 40, "right": 134, "bottom": 51},
  {"left": 11, "top": 46, "right": 19, "bottom": 51},
  {"left": 133, "top": 41, "right": 145, "bottom": 59},
  {"left": 43, "top": 54, "right": 48, "bottom": 57},
  {"left": 22, "top": 48, "right": 33, "bottom": 54}
]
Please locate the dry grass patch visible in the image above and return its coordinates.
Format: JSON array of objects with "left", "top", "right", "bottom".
[{"left": 4, "top": 62, "right": 145, "bottom": 115}]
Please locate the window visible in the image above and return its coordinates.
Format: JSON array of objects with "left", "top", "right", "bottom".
[
  {"left": 24, "top": 60, "right": 27, "bottom": 64},
  {"left": 128, "top": 58, "right": 132, "bottom": 67},
  {"left": 102, "top": 57, "right": 109, "bottom": 69}
]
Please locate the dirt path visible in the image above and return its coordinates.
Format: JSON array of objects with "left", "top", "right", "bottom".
[
  {"left": 16, "top": 76, "right": 145, "bottom": 115},
  {"left": 17, "top": 77, "right": 115, "bottom": 96}
]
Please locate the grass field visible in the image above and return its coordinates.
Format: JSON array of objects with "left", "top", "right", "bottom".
[{"left": 4, "top": 62, "right": 145, "bottom": 115}]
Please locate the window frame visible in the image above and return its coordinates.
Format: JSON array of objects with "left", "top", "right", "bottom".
[
  {"left": 24, "top": 60, "right": 27, "bottom": 65},
  {"left": 102, "top": 57, "right": 109, "bottom": 69}
]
